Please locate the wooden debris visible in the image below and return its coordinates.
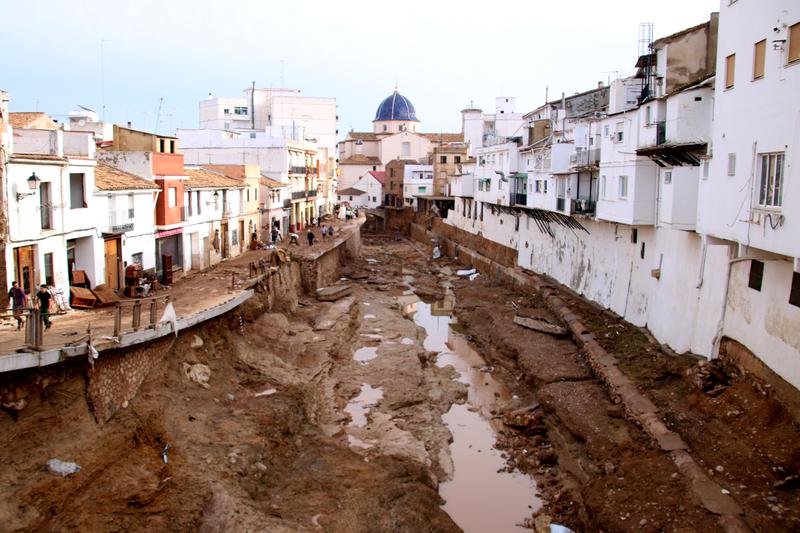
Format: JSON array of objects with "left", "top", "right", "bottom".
[
  {"left": 315, "top": 284, "right": 353, "bottom": 302},
  {"left": 69, "top": 287, "right": 97, "bottom": 309},
  {"left": 513, "top": 315, "right": 567, "bottom": 336}
]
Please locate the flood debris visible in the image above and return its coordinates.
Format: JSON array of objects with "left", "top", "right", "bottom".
[
  {"left": 315, "top": 284, "right": 353, "bottom": 302},
  {"left": 456, "top": 268, "right": 476, "bottom": 277},
  {"left": 182, "top": 362, "right": 211, "bottom": 389},
  {"left": 513, "top": 315, "right": 567, "bottom": 337},
  {"left": 46, "top": 459, "right": 81, "bottom": 477}
]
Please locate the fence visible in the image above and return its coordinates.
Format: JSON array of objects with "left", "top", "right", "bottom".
[{"left": 113, "top": 294, "right": 172, "bottom": 337}]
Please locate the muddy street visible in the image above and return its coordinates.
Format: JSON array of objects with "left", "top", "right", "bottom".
[{"left": 1, "top": 228, "right": 799, "bottom": 532}]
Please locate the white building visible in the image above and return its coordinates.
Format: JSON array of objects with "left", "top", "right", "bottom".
[
  {"left": 64, "top": 106, "right": 113, "bottom": 143},
  {"left": 402, "top": 164, "right": 433, "bottom": 208},
  {"left": 337, "top": 171, "right": 384, "bottom": 209},
  {"left": 4, "top": 127, "right": 101, "bottom": 297},
  {"left": 462, "top": 97, "right": 526, "bottom": 156},
  {"left": 695, "top": 0, "right": 800, "bottom": 388}
]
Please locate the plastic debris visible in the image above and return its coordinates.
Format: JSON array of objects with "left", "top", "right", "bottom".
[
  {"left": 469, "top": 273, "right": 480, "bottom": 281},
  {"left": 46, "top": 459, "right": 81, "bottom": 477},
  {"left": 255, "top": 388, "right": 277, "bottom": 397},
  {"left": 456, "top": 268, "right": 477, "bottom": 276},
  {"left": 162, "top": 444, "right": 171, "bottom": 464},
  {"left": 182, "top": 362, "right": 211, "bottom": 389},
  {"left": 159, "top": 302, "right": 178, "bottom": 336},
  {"left": 432, "top": 246, "right": 442, "bottom": 260},
  {"left": 550, "top": 524, "right": 575, "bottom": 533}
]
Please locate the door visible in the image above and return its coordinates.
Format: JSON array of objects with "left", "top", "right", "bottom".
[
  {"left": 221, "top": 222, "right": 229, "bottom": 258},
  {"left": 238, "top": 220, "right": 245, "bottom": 252},
  {"left": 14, "top": 246, "right": 36, "bottom": 296},
  {"left": 104, "top": 237, "right": 122, "bottom": 290}
]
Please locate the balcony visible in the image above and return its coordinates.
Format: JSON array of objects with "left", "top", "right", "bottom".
[
  {"left": 569, "top": 148, "right": 600, "bottom": 168},
  {"left": 291, "top": 190, "right": 318, "bottom": 201},
  {"left": 510, "top": 192, "right": 527, "bottom": 206},
  {"left": 283, "top": 198, "right": 292, "bottom": 208},
  {"left": 290, "top": 165, "right": 307, "bottom": 175},
  {"left": 108, "top": 210, "right": 134, "bottom": 233}
]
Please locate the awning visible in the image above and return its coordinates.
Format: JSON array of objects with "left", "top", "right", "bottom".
[{"left": 636, "top": 142, "right": 707, "bottom": 167}]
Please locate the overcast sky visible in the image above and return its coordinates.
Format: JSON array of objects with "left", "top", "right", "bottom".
[{"left": 2, "top": 0, "right": 719, "bottom": 136}]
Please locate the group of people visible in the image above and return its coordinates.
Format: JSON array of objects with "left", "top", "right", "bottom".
[{"left": 7, "top": 281, "right": 53, "bottom": 332}]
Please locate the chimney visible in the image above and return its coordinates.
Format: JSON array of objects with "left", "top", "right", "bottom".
[
  {"left": 598, "top": 81, "right": 605, "bottom": 88},
  {"left": 127, "top": 121, "right": 132, "bottom": 128}
]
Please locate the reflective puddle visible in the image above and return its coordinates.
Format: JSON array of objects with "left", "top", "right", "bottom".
[
  {"left": 344, "top": 383, "right": 384, "bottom": 449},
  {"left": 353, "top": 346, "right": 378, "bottom": 364},
  {"left": 410, "top": 296, "right": 540, "bottom": 533}
]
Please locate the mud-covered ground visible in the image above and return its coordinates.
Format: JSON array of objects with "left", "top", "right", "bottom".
[{"left": 1, "top": 233, "right": 798, "bottom": 532}]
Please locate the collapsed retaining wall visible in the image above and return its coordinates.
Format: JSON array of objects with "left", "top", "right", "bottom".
[{"left": 297, "top": 228, "right": 362, "bottom": 294}]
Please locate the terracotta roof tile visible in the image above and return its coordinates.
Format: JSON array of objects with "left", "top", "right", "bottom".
[
  {"left": 368, "top": 170, "right": 386, "bottom": 184},
  {"left": 95, "top": 164, "right": 160, "bottom": 191},
  {"left": 9, "top": 112, "right": 58, "bottom": 130},
  {"left": 201, "top": 164, "right": 246, "bottom": 181},
  {"left": 185, "top": 168, "right": 245, "bottom": 189},
  {"left": 338, "top": 187, "right": 366, "bottom": 196},
  {"left": 259, "top": 176, "right": 287, "bottom": 188},
  {"left": 345, "top": 132, "right": 379, "bottom": 141},
  {"left": 419, "top": 132, "right": 464, "bottom": 143},
  {"left": 338, "top": 154, "right": 381, "bottom": 165}
]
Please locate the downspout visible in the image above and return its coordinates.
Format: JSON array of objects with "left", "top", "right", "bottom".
[{"left": 711, "top": 253, "right": 762, "bottom": 359}]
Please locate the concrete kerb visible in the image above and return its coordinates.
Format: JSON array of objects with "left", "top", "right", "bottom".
[{"left": 423, "top": 233, "right": 751, "bottom": 531}]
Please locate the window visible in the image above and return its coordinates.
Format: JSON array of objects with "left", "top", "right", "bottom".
[
  {"left": 196, "top": 191, "right": 201, "bottom": 215},
  {"left": 440, "top": 156, "right": 447, "bottom": 164},
  {"left": 758, "top": 152, "right": 785, "bottom": 207},
  {"left": 789, "top": 22, "right": 800, "bottom": 64},
  {"left": 383, "top": 125, "right": 387, "bottom": 132},
  {"left": 170, "top": 140, "right": 176, "bottom": 153},
  {"left": 601, "top": 175, "right": 607, "bottom": 199},
  {"left": 790, "top": 272, "right": 800, "bottom": 308},
  {"left": 234, "top": 106, "right": 248, "bottom": 115},
  {"left": 127, "top": 193, "right": 134, "bottom": 218},
  {"left": 250, "top": 132, "right": 256, "bottom": 139},
  {"left": 727, "top": 153, "right": 736, "bottom": 176},
  {"left": 69, "top": 173, "right": 86, "bottom": 209},
  {"left": 603, "top": 125, "right": 610, "bottom": 137},
  {"left": 645, "top": 106, "right": 652, "bottom": 125},
  {"left": 753, "top": 39, "right": 766, "bottom": 79},
  {"left": 618, "top": 175, "right": 628, "bottom": 199},
  {"left": 43, "top": 253, "right": 54, "bottom": 287},
  {"left": 223, "top": 108, "right": 230, "bottom": 115},
  {"left": 725, "top": 54, "right": 736, "bottom": 88},
  {"left": 418, "top": 186, "right": 427, "bottom": 193},
  {"left": 664, "top": 171, "right": 672, "bottom": 184},
  {"left": 159, "top": 139, "right": 166, "bottom": 152},
  {"left": 246, "top": 188, "right": 250, "bottom": 202},
  {"left": 224, "top": 122, "right": 230, "bottom": 129},
  {"left": 640, "top": 241, "right": 646, "bottom": 259},
  {"left": 480, "top": 202, "right": 484, "bottom": 221},
  {"left": 402, "top": 142, "right": 410, "bottom": 157},
  {"left": 748, "top": 260, "right": 764, "bottom": 291},
  {"left": 40, "top": 182, "right": 52, "bottom": 229},
  {"left": 349, "top": 196, "right": 353, "bottom": 201},
  {"left": 168, "top": 187, "right": 177, "bottom": 208},
  {"left": 132, "top": 252, "right": 143, "bottom": 266},
  {"left": 631, "top": 228, "right": 638, "bottom": 244},
  {"left": 544, "top": 180, "right": 548, "bottom": 194},
  {"left": 615, "top": 122, "right": 624, "bottom": 143},
  {"left": 455, "top": 156, "right": 461, "bottom": 164},
  {"left": 187, "top": 191, "right": 192, "bottom": 216}
]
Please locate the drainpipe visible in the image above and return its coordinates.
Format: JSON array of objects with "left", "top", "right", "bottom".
[{"left": 711, "top": 253, "right": 762, "bottom": 359}]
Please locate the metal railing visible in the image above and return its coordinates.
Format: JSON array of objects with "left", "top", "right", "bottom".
[
  {"left": 109, "top": 210, "right": 135, "bottom": 232},
  {"left": 113, "top": 294, "right": 172, "bottom": 337},
  {"left": 570, "top": 148, "right": 601, "bottom": 167},
  {"left": 510, "top": 193, "right": 527, "bottom": 206},
  {"left": 290, "top": 165, "right": 306, "bottom": 175}
]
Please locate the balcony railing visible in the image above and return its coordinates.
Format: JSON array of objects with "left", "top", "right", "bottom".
[
  {"left": 290, "top": 165, "right": 307, "bottom": 175},
  {"left": 510, "top": 193, "right": 527, "bottom": 206},
  {"left": 571, "top": 198, "right": 595, "bottom": 215},
  {"left": 109, "top": 210, "right": 134, "bottom": 232},
  {"left": 656, "top": 121, "right": 666, "bottom": 145},
  {"left": 570, "top": 148, "right": 600, "bottom": 167},
  {"left": 556, "top": 197, "right": 566, "bottom": 212}
]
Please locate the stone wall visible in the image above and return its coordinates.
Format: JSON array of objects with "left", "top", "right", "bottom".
[
  {"left": 298, "top": 226, "right": 362, "bottom": 294},
  {"left": 86, "top": 335, "right": 174, "bottom": 424},
  {"left": 411, "top": 219, "right": 518, "bottom": 268}
]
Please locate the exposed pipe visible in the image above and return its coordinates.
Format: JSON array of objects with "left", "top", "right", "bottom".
[{"left": 711, "top": 253, "right": 766, "bottom": 359}]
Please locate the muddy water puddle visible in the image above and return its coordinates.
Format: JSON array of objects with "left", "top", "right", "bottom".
[
  {"left": 410, "top": 296, "right": 540, "bottom": 533},
  {"left": 344, "top": 383, "right": 383, "bottom": 449},
  {"left": 353, "top": 346, "right": 379, "bottom": 364}
]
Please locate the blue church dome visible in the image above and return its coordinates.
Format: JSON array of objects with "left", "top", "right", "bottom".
[{"left": 374, "top": 91, "right": 419, "bottom": 122}]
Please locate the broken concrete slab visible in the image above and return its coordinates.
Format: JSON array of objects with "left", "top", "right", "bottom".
[
  {"left": 315, "top": 284, "right": 353, "bottom": 302},
  {"left": 513, "top": 315, "right": 567, "bottom": 337},
  {"left": 313, "top": 297, "right": 356, "bottom": 331}
]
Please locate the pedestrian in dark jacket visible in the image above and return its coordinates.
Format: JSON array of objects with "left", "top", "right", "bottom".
[
  {"left": 8, "top": 281, "right": 26, "bottom": 330},
  {"left": 307, "top": 228, "right": 315, "bottom": 247},
  {"left": 36, "top": 284, "right": 52, "bottom": 330}
]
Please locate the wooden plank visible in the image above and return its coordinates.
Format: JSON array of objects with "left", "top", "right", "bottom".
[{"left": 513, "top": 315, "right": 567, "bottom": 336}]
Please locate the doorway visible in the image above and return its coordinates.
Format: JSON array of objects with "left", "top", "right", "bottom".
[
  {"left": 238, "top": 220, "right": 245, "bottom": 252},
  {"left": 103, "top": 237, "right": 122, "bottom": 290},
  {"left": 221, "top": 222, "right": 229, "bottom": 258},
  {"left": 14, "top": 245, "right": 36, "bottom": 296}
]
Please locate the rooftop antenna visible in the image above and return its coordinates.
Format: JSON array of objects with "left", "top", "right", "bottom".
[
  {"left": 636, "top": 22, "right": 655, "bottom": 103},
  {"left": 154, "top": 97, "right": 163, "bottom": 134},
  {"left": 100, "top": 39, "right": 109, "bottom": 120}
]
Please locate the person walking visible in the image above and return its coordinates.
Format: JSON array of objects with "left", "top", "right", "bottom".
[
  {"left": 327, "top": 225, "right": 335, "bottom": 240},
  {"left": 320, "top": 225, "right": 327, "bottom": 241},
  {"left": 35, "top": 284, "right": 52, "bottom": 330},
  {"left": 271, "top": 226, "right": 282, "bottom": 244},
  {"left": 8, "top": 281, "right": 27, "bottom": 331},
  {"left": 306, "top": 227, "right": 315, "bottom": 247}
]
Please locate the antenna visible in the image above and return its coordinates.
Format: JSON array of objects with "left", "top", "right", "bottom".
[
  {"left": 154, "top": 97, "right": 163, "bottom": 134},
  {"left": 636, "top": 22, "right": 655, "bottom": 103}
]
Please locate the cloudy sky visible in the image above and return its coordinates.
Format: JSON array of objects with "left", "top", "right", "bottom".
[{"left": 2, "top": 0, "right": 719, "bottom": 136}]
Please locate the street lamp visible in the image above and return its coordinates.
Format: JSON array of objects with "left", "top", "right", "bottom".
[{"left": 17, "top": 172, "right": 41, "bottom": 201}]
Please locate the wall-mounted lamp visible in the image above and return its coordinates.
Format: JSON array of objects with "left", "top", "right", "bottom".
[{"left": 17, "top": 172, "right": 41, "bottom": 201}]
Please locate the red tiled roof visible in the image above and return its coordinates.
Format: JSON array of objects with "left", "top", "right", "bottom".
[
  {"left": 185, "top": 168, "right": 245, "bottom": 189},
  {"left": 9, "top": 112, "right": 58, "bottom": 130},
  {"left": 368, "top": 170, "right": 386, "bottom": 184},
  {"left": 338, "top": 154, "right": 381, "bottom": 165},
  {"left": 95, "top": 164, "right": 160, "bottom": 191},
  {"left": 420, "top": 132, "right": 464, "bottom": 143}
]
